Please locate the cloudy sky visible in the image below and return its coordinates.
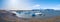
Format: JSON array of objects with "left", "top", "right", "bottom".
[{"left": 0, "top": 0, "right": 60, "bottom": 10}]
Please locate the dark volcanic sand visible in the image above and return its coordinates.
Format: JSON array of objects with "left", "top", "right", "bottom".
[{"left": 0, "top": 10, "right": 60, "bottom": 22}]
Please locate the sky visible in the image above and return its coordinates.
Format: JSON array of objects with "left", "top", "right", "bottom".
[{"left": 0, "top": 0, "right": 60, "bottom": 10}]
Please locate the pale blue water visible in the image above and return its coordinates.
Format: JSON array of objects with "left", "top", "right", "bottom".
[{"left": 16, "top": 10, "right": 60, "bottom": 18}]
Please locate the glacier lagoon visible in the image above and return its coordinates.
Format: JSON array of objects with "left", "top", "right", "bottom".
[{"left": 11, "top": 9, "right": 60, "bottom": 19}]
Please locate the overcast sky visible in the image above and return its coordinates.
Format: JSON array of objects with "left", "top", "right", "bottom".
[{"left": 0, "top": 0, "right": 60, "bottom": 10}]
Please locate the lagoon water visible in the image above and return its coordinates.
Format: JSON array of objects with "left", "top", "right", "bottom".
[{"left": 14, "top": 10, "right": 60, "bottom": 19}]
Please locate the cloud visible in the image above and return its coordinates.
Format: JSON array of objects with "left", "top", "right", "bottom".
[
  {"left": 0, "top": 0, "right": 32, "bottom": 10},
  {"left": 43, "top": 8, "right": 60, "bottom": 10},
  {"left": 33, "top": 4, "right": 40, "bottom": 7},
  {"left": 32, "top": 4, "right": 40, "bottom": 9},
  {"left": 51, "top": 8, "right": 60, "bottom": 10}
]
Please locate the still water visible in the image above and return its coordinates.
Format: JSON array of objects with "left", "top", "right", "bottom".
[{"left": 12, "top": 10, "right": 60, "bottom": 19}]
